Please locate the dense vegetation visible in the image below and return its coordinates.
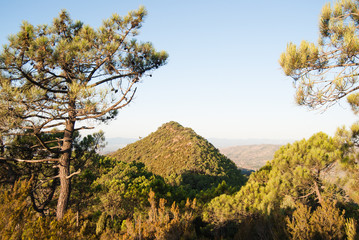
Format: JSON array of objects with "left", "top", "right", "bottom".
[
  {"left": 110, "top": 121, "right": 246, "bottom": 193},
  {"left": 204, "top": 131, "right": 359, "bottom": 239},
  {"left": 1, "top": 121, "right": 358, "bottom": 239},
  {"left": 1, "top": 0, "right": 359, "bottom": 239}
]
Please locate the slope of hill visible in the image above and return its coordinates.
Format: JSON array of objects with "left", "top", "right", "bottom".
[
  {"left": 220, "top": 144, "right": 281, "bottom": 171},
  {"left": 109, "top": 121, "right": 245, "bottom": 189}
]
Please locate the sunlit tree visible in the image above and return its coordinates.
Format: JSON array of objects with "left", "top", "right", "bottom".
[
  {"left": 0, "top": 7, "right": 168, "bottom": 219},
  {"left": 203, "top": 132, "right": 345, "bottom": 238},
  {"left": 279, "top": 0, "right": 359, "bottom": 112}
]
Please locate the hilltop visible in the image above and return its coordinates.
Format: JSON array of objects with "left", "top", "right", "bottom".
[{"left": 110, "top": 121, "right": 246, "bottom": 189}]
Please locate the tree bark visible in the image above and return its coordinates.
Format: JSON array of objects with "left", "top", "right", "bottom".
[
  {"left": 56, "top": 117, "right": 75, "bottom": 220},
  {"left": 313, "top": 181, "right": 323, "bottom": 205}
]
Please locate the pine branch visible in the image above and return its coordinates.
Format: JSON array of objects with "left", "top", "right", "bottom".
[
  {"left": 66, "top": 169, "right": 81, "bottom": 179},
  {"left": 0, "top": 157, "right": 58, "bottom": 163}
]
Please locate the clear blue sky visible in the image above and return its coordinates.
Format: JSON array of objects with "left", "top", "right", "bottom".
[{"left": 1, "top": 0, "right": 357, "bottom": 141}]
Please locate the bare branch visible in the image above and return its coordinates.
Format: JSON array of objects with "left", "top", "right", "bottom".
[
  {"left": 17, "top": 67, "right": 68, "bottom": 94},
  {"left": 35, "top": 133, "right": 60, "bottom": 154},
  {"left": 87, "top": 72, "right": 137, "bottom": 88},
  {"left": 0, "top": 157, "right": 59, "bottom": 163},
  {"left": 66, "top": 169, "right": 81, "bottom": 179},
  {"left": 74, "top": 126, "right": 95, "bottom": 131},
  {"left": 76, "top": 85, "right": 137, "bottom": 121}
]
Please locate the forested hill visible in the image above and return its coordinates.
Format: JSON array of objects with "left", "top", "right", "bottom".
[{"left": 109, "top": 121, "right": 246, "bottom": 188}]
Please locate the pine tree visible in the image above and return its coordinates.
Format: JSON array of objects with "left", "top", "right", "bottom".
[
  {"left": 0, "top": 7, "right": 168, "bottom": 219},
  {"left": 279, "top": 0, "right": 359, "bottom": 112}
]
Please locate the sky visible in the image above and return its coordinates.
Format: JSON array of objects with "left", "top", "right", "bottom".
[{"left": 1, "top": 0, "right": 357, "bottom": 143}]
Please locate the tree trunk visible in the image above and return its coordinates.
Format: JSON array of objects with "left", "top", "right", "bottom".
[
  {"left": 56, "top": 118, "right": 75, "bottom": 220},
  {"left": 313, "top": 181, "right": 323, "bottom": 205}
]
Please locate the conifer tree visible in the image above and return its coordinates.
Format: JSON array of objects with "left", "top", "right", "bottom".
[
  {"left": 203, "top": 133, "right": 344, "bottom": 231},
  {"left": 0, "top": 7, "right": 168, "bottom": 219},
  {"left": 279, "top": 0, "right": 359, "bottom": 112}
]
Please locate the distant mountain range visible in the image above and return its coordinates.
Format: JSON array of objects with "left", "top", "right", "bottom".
[
  {"left": 209, "top": 138, "right": 291, "bottom": 148},
  {"left": 103, "top": 136, "right": 291, "bottom": 154},
  {"left": 103, "top": 137, "right": 137, "bottom": 153},
  {"left": 220, "top": 144, "right": 282, "bottom": 171}
]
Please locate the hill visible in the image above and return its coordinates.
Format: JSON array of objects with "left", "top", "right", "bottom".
[
  {"left": 220, "top": 144, "right": 281, "bottom": 171},
  {"left": 209, "top": 138, "right": 292, "bottom": 148},
  {"left": 109, "top": 121, "right": 245, "bottom": 190}
]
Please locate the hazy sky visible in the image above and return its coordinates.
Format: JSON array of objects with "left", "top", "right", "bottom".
[{"left": 1, "top": 0, "right": 357, "bottom": 141}]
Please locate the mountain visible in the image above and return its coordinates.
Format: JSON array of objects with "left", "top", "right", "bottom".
[
  {"left": 220, "top": 144, "right": 282, "bottom": 171},
  {"left": 102, "top": 137, "right": 137, "bottom": 154},
  {"left": 109, "top": 121, "right": 246, "bottom": 190},
  {"left": 209, "top": 138, "right": 292, "bottom": 148}
]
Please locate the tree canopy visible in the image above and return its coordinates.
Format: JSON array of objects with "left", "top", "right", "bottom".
[
  {"left": 279, "top": 0, "right": 359, "bottom": 112},
  {"left": 203, "top": 131, "right": 359, "bottom": 238},
  {"left": 0, "top": 7, "right": 168, "bottom": 219}
]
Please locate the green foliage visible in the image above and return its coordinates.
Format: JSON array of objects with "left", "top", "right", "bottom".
[
  {"left": 195, "top": 180, "right": 239, "bottom": 205},
  {"left": 0, "top": 131, "right": 109, "bottom": 217},
  {"left": 1, "top": 127, "right": 358, "bottom": 239},
  {"left": 110, "top": 121, "right": 245, "bottom": 193},
  {"left": 0, "top": 179, "right": 33, "bottom": 239},
  {"left": 0, "top": 179, "right": 95, "bottom": 239},
  {"left": 93, "top": 161, "right": 172, "bottom": 234},
  {"left": 69, "top": 153, "right": 118, "bottom": 224},
  {"left": 287, "top": 200, "right": 346, "bottom": 240},
  {"left": 118, "top": 190, "right": 197, "bottom": 240},
  {"left": 0, "top": 7, "right": 167, "bottom": 219},
  {"left": 0, "top": 7, "right": 168, "bottom": 136},
  {"left": 204, "top": 131, "right": 359, "bottom": 239},
  {"left": 279, "top": 0, "right": 359, "bottom": 111},
  {"left": 21, "top": 210, "right": 96, "bottom": 240},
  {"left": 286, "top": 202, "right": 312, "bottom": 240},
  {"left": 205, "top": 132, "right": 342, "bottom": 223},
  {"left": 345, "top": 218, "right": 358, "bottom": 240},
  {"left": 333, "top": 124, "right": 359, "bottom": 206}
]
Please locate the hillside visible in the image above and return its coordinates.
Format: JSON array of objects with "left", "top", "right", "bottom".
[
  {"left": 220, "top": 144, "right": 281, "bottom": 171},
  {"left": 109, "top": 121, "right": 245, "bottom": 189}
]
